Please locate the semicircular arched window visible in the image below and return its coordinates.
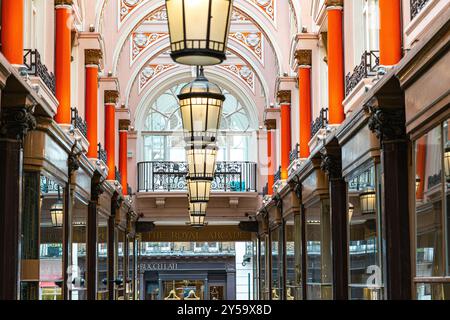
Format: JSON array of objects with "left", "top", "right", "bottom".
[{"left": 142, "top": 83, "right": 256, "bottom": 162}]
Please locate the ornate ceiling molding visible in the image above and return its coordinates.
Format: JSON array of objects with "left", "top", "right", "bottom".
[
  {"left": 216, "top": 64, "right": 255, "bottom": 93},
  {"left": 249, "top": 0, "right": 276, "bottom": 25},
  {"left": 119, "top": 0, "right": 145, "bottom": 27},
  {"left": 130, "top": 32, "right": 169, "bottom": 64},
  {"left": 229, "top": 32, "right": 264, "bottom": 65},
  {"left": 138, "top": 64, "right": 179, "bottom": 93}
]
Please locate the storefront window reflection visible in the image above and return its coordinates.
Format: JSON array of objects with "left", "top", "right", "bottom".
[
  {"left": 306, "top": 200, "right": 332, "bottom": 300},
  {"left": 71, "top": 199, "right": 87, "bottom": 300},
  {"left": 285, "top": 214, "right": 302, "bottom": 300},
  {"left": 97, "top": 214, "right": 108, "bottom": 300},
  {"left": 347, "top": 165, "right": 383, "bottom": 300},
  {"left": 260, "top": 237, "right": 266, "bottom": 299},
  {"left": 414, "top": 119, "right": 450, "bottom": 300},
  {"left": 271, "top": 227, "right": 281, "bottom": 300}
]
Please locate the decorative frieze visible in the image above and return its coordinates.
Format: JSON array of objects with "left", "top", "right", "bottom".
[
  {"left": 119, "top": 0, "right": 144, "bottom": 24},
  {"left": 229, "top": 32, "right": 264, "bottom": 63},
  {"left": 216, "top": 64, "right": 255, "bottom": 92},
  {"left": 249, "top": 0, "right": 276, "bottom": 22},
  {"left": 139, "top": 64, "right": 178, "bottom": 92},
  {"left": 131, "top": 32, "right": 169, "bottom": 63}
]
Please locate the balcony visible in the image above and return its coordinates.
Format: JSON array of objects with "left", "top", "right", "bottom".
[
  {"left": 137, "top": 161, "right": 257, "bottom": 193},
  {"left": 71, "top": 108, "right": 88, "bottom": 138},
  {"left": 97, "top": 143, "right": 108, "bottom": 163},
  {"left": 345, "top": 50, "right": 380, "bottom": 98},
  {"left": 311, "top": 108, "right": 328, "bottom": 138},
  {"left": 23, "top": 49, "right": 56, "bottom": 96}
]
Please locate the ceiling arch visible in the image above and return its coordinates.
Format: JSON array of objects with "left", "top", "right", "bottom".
[{"left": 110, "top": 0, "right": 283, "bottom": 76}]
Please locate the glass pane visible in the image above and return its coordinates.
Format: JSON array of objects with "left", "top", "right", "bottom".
[
  {"left": 444, "top": 119, "right": 450, "bottom": 275},
  {"left": 260, "top": 236, "right": 266, "bottom": 299},
  {"left": 348, "top": 165, "right": 383, "bottom": 300},
  {"left": 71, "top": 199, "right": 87, "bottom": 300},
  {"left": 416, "top": 282, "right": 450, "bottom": 300},
  {"left": 97, "top": 214, "right": 108, "bottom": 299},
  {"left": 415, "top": 126, "right": 444, "bottom": 277},
  {"left": 271, "top": 227, "right": 280, "bottom": 300},
  {"left": 286, "top": 214, "right": 302, "bottom": 300}
]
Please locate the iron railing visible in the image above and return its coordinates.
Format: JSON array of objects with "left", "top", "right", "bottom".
[
  {"left": 345, "top": 50, "right": 380, "bottom": 97},
  {"left": 115, "top": 166, "right": 122, "bottom": 182},
  {"left": 311, "top": 108, "right": 328, "bottom": 137},
  {"left": 289, "top": 143, "right": 299, "bottom": 165},
  {"left": 23, "top": 49, "right": 56, "bottom": 95},
  {"left": 97, "top": 143, "right": 108, "bottom": 163},
  {"left": 411, "top": 0, "right": 430, "bottom": 19},
  {"left": 262, "top": 182, "right": 268, "bottom": 197},
  {"left": 274, "top": 166, "right": 281, "bottom": 183},
  {"left": 137, "top": 161, "right": 257, "bottom": 192},
  {"left": 71, "top": 108, "right": 88, "bottom": 138}
]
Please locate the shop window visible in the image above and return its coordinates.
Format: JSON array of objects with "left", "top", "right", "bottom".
[
  {"left": 285, "top": 214, "right": 302, "bottom": 300},
  {"left": 259, "top": 236, "right": 267, "bottom": 299},
  {"left": 347, "top": 164, "right": 383, "bottom": 300},
  {"left": 97, "top": 214, "right": 108, "bottom": 300},
  {"left": 305, "top": 200, "right": 332, "bottom": 300},
  {"left": 414, "top": 118, "right": 450, "bottom": 300},
  {"left": 270, "top": 227, "right": 282, "bottom": 300}
]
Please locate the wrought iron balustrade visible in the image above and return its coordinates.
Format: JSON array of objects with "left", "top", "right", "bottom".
[
  {"left": 345, "top": 50, "right": 380, "bottom": 97},
  {"left": 411, "top": 0, "right": 430, "bottom": 19},
  {"left": 137, "top": 161, "right": 257, "bottom": 192},
  {"left": 23, "top": 49, "right": 56, "bottom": 95},
  {"left": 71, "top": 108, "right": 88, "bottom": 138},
  {"left": 289, "top": 143, "right": 299, "bottom": 165},
  {"left": 274, "top": 166, "right": 281, "bottom": 183},
  {"left": 262, "top": 182, "right": 268, "bottom": 197},
  {"left": 97, "top": 143, "right": 108, "bottom": 163},
  {"left": 115, "top": 166, "right": 122, "bottom": 182},
  {"left": 311, "top": 108, "right": 328, "bottom": 137}
]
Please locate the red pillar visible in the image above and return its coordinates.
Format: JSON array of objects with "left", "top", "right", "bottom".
[
  {"left": 119, "top": 120, "right": 131, "bottom": 195},
  {"left": 105, "top": 91, "right": 119, "bottom": 180},
  {"left": 296, "top": 50, "right": 312, "bottom": 158},
  {"left": 265, "top": 120, "right": 276, "bottom": 195},
  {"left": 1, "top": 0, "right": 24, "bottom": 65},
  {"left": 54, "top": 1, "right": 73, "bottom": 124},
  {"left": 379, "top": 0, "right": 402, "bottom": 66},
  {"left": 327, "top": 0, "right": 345, "bottom": 125},
  {"left": 278, "top": 91, "right": 291, "bottom": 180},
  {"left": 85, "top": 49, "right": 102, "bottom": 158}
]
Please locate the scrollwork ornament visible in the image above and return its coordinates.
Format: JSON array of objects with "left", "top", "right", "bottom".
[
  {"left": 0, "top": 106, "right": 36, "bottom": 141},
  {"left": 367, "top": 106, "right": 406, "bottom": 142},
  {"left": 320, "top": 153, "right": 342, "bottom": 179}
]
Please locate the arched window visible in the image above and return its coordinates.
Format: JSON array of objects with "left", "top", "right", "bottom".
[{"left": 142, "top": 83, "right": 255, "bottom": 162}]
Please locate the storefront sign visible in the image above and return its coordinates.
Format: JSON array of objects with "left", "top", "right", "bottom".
[
  {"left": 141, "top": 225, "right": 252, "bottom": 242},
  {"left": 140, "top": 263, "right": 178, "bottom": 271}
]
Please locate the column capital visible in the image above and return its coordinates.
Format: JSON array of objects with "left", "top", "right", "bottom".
[
  {"left": 264, "top": 119, "right": 276, "bottom": 130},
  {"left": 119, "top": 119, "right": 131, "bottom": 131},
  {"left": 326, "top": 0, "right": 343, "bottom": 8},
  {"left": 104, "top": 90, "right": 119, "bottom": 105},
  {"left": 366, "top": 105, "right": 406, "bottom": 142},
  {"left": 55, "top": 0, "right": 73, "bottom": 7},
  {"left": 295, "top": 49, "right": 312, "bottom": 67},
  {"left": 277, "top": 90, "right": 291, "bottom": 104},
  {"left": 0, "top": 106, "right": 36, "bottom": 141},
  {"left": 85, "top": 49, "right": 102, "bottom": 66}
]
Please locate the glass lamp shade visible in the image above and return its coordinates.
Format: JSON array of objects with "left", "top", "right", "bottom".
[
  {"left": 359, "top": 187, "right": 376, "bottom": 214},
  {"left": 178, "top": 69, "right": 225, "bottom": 143},
  {"left": 189, "top": 201, "right": 208, "bottom": 215},
  {"left": 189, "top": 213, "right": 207, "bottom": 228},
  {"left": 444, "top": 146, "right": 450, "bottom": 181},
  {"left": 187, "top": 179, "right": 212, "bottom": 202},
  {"left": 186, "top": 143, "right": 218, "bottom": 179},
  {"left": 165, "top": 0, "right": 233, "bottom": 66},
  {"left": 348, "top": 203, "right": 354, "bottom": 222},
  {"left": 50, "top": 200, "right": 64, "bottom": 228}
]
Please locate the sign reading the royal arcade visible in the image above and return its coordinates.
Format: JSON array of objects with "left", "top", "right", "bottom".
[{"left": 141, "top": 226, "right": 252, "bottom": 242}]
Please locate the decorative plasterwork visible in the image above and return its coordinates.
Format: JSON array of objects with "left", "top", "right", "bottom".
[
  {"left": 130, "top": 32, "right": 169, "bottom": 64},
  {"left": 119, "top": 0, "right": 145, "bottom": 27},
  {"left": 229, "top": 32, "right": 264, "bottom": 64},
  {"left": 216, "top": 64, "right": 255, "bottom": 93},
  {"left": 231, "top": 7, "right": 251, "bottom": 22},
  {"left": 138, "top": 64, "right": 178, "bottom": 93},
  {"left": 249, "top": 0, "right": 276, "bottom": 24}
]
